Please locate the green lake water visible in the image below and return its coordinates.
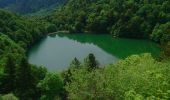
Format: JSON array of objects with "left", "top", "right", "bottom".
[{"left": 28, "top": 34, "right": 160, "bottom": 71}]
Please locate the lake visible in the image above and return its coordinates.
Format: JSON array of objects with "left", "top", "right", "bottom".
[{"left": 28, "top": 34, "right": 160, "bottom": 71}]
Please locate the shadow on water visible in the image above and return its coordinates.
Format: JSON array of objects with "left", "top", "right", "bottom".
[{"left": 58, "top": 33, "right": 160, "bottom": 59}]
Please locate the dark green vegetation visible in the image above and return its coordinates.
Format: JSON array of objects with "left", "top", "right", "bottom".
[
  {"left": 0, "top": 9, "right": 60, "bottom": 48},
  {"left": 0, "top": 9, "right": 57, "bottom": 99},
  {"left": 47, "top": 0, "right": 170, "bottom": 42},
  {"left": 0, "top": 9, "right": 47, "bottom": 99},
  {"left": 0, "top": 0, "right": 66, "bottom": 14},
  {"left": 0, "top": 0, "right": 170, "bottom": 100}
]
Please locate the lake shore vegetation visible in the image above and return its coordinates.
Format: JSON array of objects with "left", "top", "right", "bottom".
[{"left": 0, "top": 0, "right": 170, "bottom": 99}]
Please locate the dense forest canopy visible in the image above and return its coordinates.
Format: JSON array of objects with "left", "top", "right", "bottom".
[
  {"left": 0, "top": 9, "right": 48, "bottom": 48},
  {"left": 0, "top": 0, "right": 66, "bottom": 14},
  {"left": 0, "top": 0, "right": 170, "bottom": 99},
  {"left": 47, "top": 0, "right": 170, "bottom": 42}
]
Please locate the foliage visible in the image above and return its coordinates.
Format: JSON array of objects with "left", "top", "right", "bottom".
[
  {"left": 47, "top": 0, "right": 170, "bottom": 41},
  {"left": 160, "top": 42, "right": 170, "bottom": 59},
  {"left": 62, "top": 54, "right": 98, "bottom": 86},
  {"left": 151, "top": 22, "right": 170, "bottom": 43},
  {"left": 65, "top": 54, "right": 170, "bottom": 99},
  {"left": 0, "top": 1, "right": 169, "bottom": 100},
  {"left": 46, "top": 24, "right": 57, "bottom": 33},
  {"left": 14, "top": 57, "right": 35, "bottom": 99},
  {"left": 0, "top": 9, "right": 57, "bottom": 49},
  {"left": 84, "top": 53, "right": 99, "bottom": 70},
  {"left": 37, "top": 73, "right": 64, "bottom": 100},
  {"left": 0, "top": 93, "right": 18, "bottom": 100},
  {"left": 70, "top": 58, "right": 81, "bottom": 69},
  {"left": 1, "top": 54, "right": 16, "bottom": 93},
  {"left": 0, "top": 0, "right": 66, "bottom": 14},
  {"left": 0, "top": 34, "right": 25, "bottom": 57},
  {"left": 0, "top": 9, "right": 52, "bottom": 100}
]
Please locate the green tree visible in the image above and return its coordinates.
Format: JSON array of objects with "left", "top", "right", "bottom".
[
  {"left": 1, "top": 93, "right": 18, "bottom": 100},
  {"left": 160, "top": 42, "right": 170, "bottom": 59},
  {"left": 70, "top": 57, "right": 81, "bottom": 68},
  {"left": 62, "top": 58, "right": 81, "bottom": 85},
  {"left": 30, "top": 65, "right": 47, "bottom": 99},
  {"left": 84, "top": 53, "right": 99, "bottom": 70},
  {"left": 46, "top": 24, "right": 57, "bottom": 33},
  {"left": 37, "top": 73, "right": 64, "bottom": 100},
  {"left": 1, "top": 54, "right": 16, "bottom": 93},
  {"left": 15, "top": 57, "right": 34, "bottom": 99},
  {"left": 151, "top": 22, "right": 170, "bottom": 43},
  {"left": 66, "top": 54, "right": 170, "bottom": 99},
  {"left": 0, "top": 68, "right": 5, "bottom": 94}
]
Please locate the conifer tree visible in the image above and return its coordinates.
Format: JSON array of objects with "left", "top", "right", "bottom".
[
  {"left": 84, "top": 53, "right": 99, "bottom": 70},
  {"left": 70, "top": 57, "right": 81, "bottom": 68},
  {"left": 2, "top": 54, "right": 16, "bottom": 93},
  {"left": 15, "top": 57, "right": 34, "bottom": 99}
]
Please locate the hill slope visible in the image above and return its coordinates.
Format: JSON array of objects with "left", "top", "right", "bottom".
[
  {"left": 0, "top": 0, "right": 66, "bottom": 14},
  {"left": 47, "top": 0, "right": 170, "bottom": 42}
]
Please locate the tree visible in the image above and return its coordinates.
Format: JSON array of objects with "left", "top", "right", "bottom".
[
  {"left": 62, "top": 58, "right": 81, "bottom": 85},
  {"left": 66, "top": 54, "right": 170, "bottom": 99},
  {"left": 1, "top": 93, "right": 18, "bottom": 100},
  {"left": 84, "top": 53, "right": 99, "bottom": 70},
  {"left": 37, "top": 73, "right": 64, "bottom": 100},
  {"left": 70, "top": 57, "right": 81, "bottom": 68},
  {"left": 15, "top": 57, "right": 34, "bottom": 99},
  {"left": 30, "top": 65, "right": 47, "bottom": 99},
  {"left": 160, "top": 42, "right": 170, "bottom": 59},
  {"left": 151, "top": 22, "right": 170, "bottom": 43},
  {"left": 65, "top": 67, "right": 107, "bottom": 99},
  {"left": 46, "top": 24, "right": 57, "bottom": 33},
  {"left": 0, "top": 68, "right": 5, "bottom": 94},
  {"left": 1, "top": 54, "right": 16, "bottom": 93}
]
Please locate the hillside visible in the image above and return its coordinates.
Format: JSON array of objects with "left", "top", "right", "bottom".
[
  {"left": 0, "top": 0, "right": 66, "bottom": 14},
  {"left": 0, "top": 0, "right": 170, "bottom": 99},
  {"left": 47, "top": 0, "right": 170, "bottom": 42}
]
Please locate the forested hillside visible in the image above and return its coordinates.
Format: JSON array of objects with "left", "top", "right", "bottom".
[
  {"left": 0, "top": 0, "right": 170, "bottom": 99},
  {"left": 0, "top": 9, "right": 50, "bottom": 48},
  {"left": 46, "top": 0, "right": 170, "bottom": 58},
  {"left": 0, "top": 10, "right": 57, "bottom": 99},
  {"left": 47, "top": 0, "right": 170, "bottom": 42},
  {"left": 0, "top": 0, "right": 66, "bottom": 14}
]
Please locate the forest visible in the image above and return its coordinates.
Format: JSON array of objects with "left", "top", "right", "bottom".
[
  {"left": 0, "top": 0, "right": 66, "bottom": 14},
  {"left": 0, "top": 0, "right": 170, "bottom": 100}
]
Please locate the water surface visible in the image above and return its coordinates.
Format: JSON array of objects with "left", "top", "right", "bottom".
[{"left": 28, "top": 34, "right": 160, "bottom": 71}]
